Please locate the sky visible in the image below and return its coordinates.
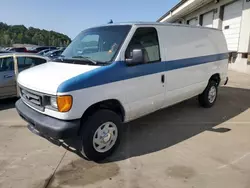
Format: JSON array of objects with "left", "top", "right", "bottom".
[{"left": 0, "top": 0, "right": 179, "bottom": 39}]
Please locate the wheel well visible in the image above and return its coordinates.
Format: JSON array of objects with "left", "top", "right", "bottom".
[
  {"left": 80, "top": 99, "right": 125, "bottom": 125},
  {"left": 209, "top": 73, "right": 221, "bottom": 85}
]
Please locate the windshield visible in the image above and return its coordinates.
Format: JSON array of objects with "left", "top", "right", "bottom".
[{"left": 61, "top": 25, "right": 131, "bottom": 63}]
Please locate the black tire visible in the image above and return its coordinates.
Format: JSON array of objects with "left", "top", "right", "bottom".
[
  {"left": 198, "top": 80, "right": 218, "bottom": 108},
  {"left": 80, "top": 109, "right": 122, "bottom": 162}
]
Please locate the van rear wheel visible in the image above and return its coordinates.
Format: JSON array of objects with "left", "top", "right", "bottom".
[
  {"left": 198, "top": 80, "right": 218, "bottom": 108},
  {"left": 80, "top": 109, "right": 122, "bottom": 162}
]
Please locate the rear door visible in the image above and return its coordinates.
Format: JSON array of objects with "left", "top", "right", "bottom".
[{"left": 0, "top": 56, "right": 16, "bottom": 98}]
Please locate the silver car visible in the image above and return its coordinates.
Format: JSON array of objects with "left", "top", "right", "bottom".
[{"left": 0, "top": 53, "right": 49, "bottom": 99}]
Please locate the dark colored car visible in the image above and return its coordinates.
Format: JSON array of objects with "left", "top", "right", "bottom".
[
  {"left": 8, "top": 47, "right": 28, "bottom": 52},
  {"left": 44, "top": 49, "right": 64, "bottom": 58},
  {"left": 37, "top": 49, "right": 53, "bottom": 56}
]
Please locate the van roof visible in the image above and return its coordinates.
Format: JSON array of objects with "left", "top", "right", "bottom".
[{"left": 96, "top": 22, "right": 221, "bottom": 31}]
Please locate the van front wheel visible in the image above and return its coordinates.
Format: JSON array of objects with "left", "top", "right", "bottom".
[
  {"left": 198, "top": 80, "right": 218, "bottom": 108},
  {"left": 80, "top": 109, "right": 122, "bottom": 162}
]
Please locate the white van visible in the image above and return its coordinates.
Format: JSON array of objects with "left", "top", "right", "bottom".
[{"left": 15, "top": 22, "right": 228, "bottom": 161}]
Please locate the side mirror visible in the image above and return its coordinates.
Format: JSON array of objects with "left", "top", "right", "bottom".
[{"left": 126, "top": 49, "right": 144, "bottom": 66}]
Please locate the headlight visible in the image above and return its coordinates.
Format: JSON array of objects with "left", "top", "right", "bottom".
[
  {"left": 57, "top": 95, "right": 73, "bottom": 112},
  {"left": 50, "top": 97, "right": 58, "bottom": 109}
]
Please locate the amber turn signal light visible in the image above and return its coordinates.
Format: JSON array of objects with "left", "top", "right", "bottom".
[{"left": 57, "top": 95, "right": 73, "bottom": 112}]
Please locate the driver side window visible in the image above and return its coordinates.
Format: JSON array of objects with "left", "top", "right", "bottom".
[{"left": 125, "top": 27, "right": 161, "bottom": 63}]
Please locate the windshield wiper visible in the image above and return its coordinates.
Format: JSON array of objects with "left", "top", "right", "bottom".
[
  {"left": 53, "top": 56, "right": 109, "bottom": 65},
  {"left": 71, "top": 56, "right": 97, "bottom": 65}
]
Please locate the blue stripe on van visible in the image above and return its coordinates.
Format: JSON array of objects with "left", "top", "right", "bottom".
[{"left": 57, "top": 53, "right": 228, "bottom": 92}]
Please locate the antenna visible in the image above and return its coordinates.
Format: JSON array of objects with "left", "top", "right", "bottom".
[{"left": 108, "top": 19, "right": 113, "bottom": 24}]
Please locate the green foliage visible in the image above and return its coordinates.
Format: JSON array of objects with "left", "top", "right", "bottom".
[{"left": 0, "top": 22, "right": 71, "bottom": 47}]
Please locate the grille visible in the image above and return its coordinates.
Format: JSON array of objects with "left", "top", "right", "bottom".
[{"left": 20, "top": 87, "right": 44, "bottom": 111}]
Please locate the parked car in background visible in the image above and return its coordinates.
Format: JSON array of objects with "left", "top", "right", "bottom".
[
  {"left": 37, "top": 49, "right": 53, "bottom": 56},
  {"left": 57, "top": 47, "right": 66, "bottom": 51},
  {"left": 0, "top": 53, "right": 49, "bottom": 99},
  {"left": 3, "top": 47, "right": 12, "bottom": 51},
  {"left": 44, "top": 49, "right": 64, "bottom": 58},
  {"left": 28, "top": 46, "right": 57, "bottom": 53},
  {"left": 8, "top": 47, "right": 28, "bottom": 53},
  {"left": 0, "top": 50, "right": 11, "bottom": 54}
]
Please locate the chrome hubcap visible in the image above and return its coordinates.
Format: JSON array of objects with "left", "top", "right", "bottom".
[
  {"left": 208, "top": 86, "right": 216, "bottom": 103},
  {"left": 93, "top": 122, "right": 118, "bottom": 153}
]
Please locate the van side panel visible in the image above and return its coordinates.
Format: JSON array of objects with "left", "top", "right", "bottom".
[
  {"left": 43, "top": 25, "right": 228, "bottom": 122},
  {"left": 157, "top": 26, "right": 228, "bottom": 107}
]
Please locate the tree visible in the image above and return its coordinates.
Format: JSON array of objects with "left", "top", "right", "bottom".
[
  {"left": 3, "top": 34, "right": 10, "bottom": 46},
  {"left": 17, "top": 33, "right": 23, "bottom": 43},
  {"left": 0, "top": 22, "right": 71, "bottom": 47}
]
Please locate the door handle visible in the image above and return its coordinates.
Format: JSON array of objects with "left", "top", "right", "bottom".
[
  {"left": 4, "top": 75, "right": 13, "bottom": 78},
  {"left": 161, "top": 74, "right": 165, "bottom": 83}
]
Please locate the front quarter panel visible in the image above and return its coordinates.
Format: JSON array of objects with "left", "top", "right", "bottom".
[
  {"left": 57, "top": 81, "right": 129, "bottom": 120},
  {"left": 55, "top": 62, "right": 130, "bottom": 121}
]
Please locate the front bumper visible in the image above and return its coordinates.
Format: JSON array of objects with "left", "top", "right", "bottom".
[{"left": 15, "top": 99, "right": 81, "bottom": 139}]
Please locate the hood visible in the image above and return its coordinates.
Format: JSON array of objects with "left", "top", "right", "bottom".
[{"left": 17, "top": 62, "right": 100, "bottom": 95}]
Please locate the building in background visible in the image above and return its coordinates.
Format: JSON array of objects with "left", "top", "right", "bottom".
[{"left": 158, "top": 0, "right": 250, "bottom": 74}]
